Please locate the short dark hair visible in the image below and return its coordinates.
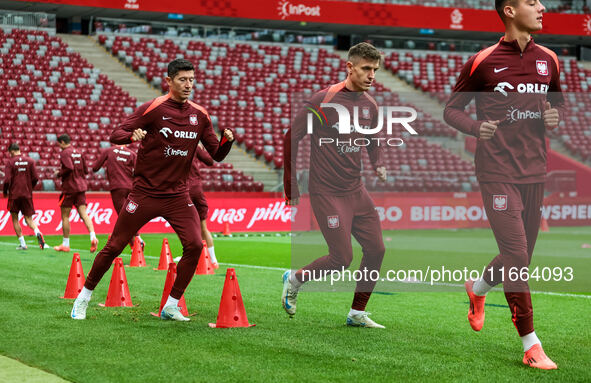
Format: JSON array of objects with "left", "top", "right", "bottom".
[
  {"left": 57, "top": 134, "right": 71, "bottom": 144},
  {"left": 348, "top": 42, "right": 382, "bottom": 65},
  {"left": 167, "top": 59, "right": 195, "bottom": 79},
  {"left": 8, "top": 142, "right": 19, "bottom": 152},
  {"left": 495, "top": 0, "right": 517, "bottom": 21}
]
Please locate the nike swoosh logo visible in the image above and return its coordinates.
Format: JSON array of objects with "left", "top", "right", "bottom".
[
  {"left": 188, "top": 204, "right": 194, "bottom": 207},
  {"left": 494, "top": 67, "right": 508, "bottom": 73},
  {"left": 162, "top": 116, "right": 172, "bottom": 120}
]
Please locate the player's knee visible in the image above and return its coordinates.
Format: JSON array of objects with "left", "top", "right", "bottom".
[{"left": 182, "top": 239, "right": 203, "bottom": 259}]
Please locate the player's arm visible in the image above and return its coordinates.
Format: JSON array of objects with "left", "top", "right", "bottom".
[
  {"left": 444, "top": 56, "right": 497, "bottom": 139},
  {"left": 367, "top": 106, "right": 386, "bottom": 182},
  {"left": 2, "top": 160, "right": 11, "bottom": 198},
  {"left": 195, "top": 145, "right": 214, "bottom": 166},
  {"left": 111, "top": 103, "right": 152, "bottom": 144},
  {"left": 543, "top": 58, "right": 565, "bottom": 131},
  {"left": 30, "top": 160, "right": 39, "bottom": 188},
  {"left": 283, "top": 100, "right": 311, "bottom": 205},
  {"left": 200, "top": 120, "right": 234, "bottom": 162},
  {"left": 92, "top": 149, "right": 108, "bottom": 172},
  {"left": 57, "top": 150, "right": 73, "bottom": 178}
]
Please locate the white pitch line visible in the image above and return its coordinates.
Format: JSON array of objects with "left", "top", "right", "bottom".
[{"left": 1, "top": 241, "right": 589, "bottom": 299}]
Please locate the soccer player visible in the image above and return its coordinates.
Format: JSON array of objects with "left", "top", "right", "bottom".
[
  {"left": 91, "top": 144, "right": 143, "bottom": 247},
  {"left": 444, "top": 0, "right": 563, "bottom": 370},
  {"left": 282, "top": 42, "right": 387, "bottom": 328},
  {"left": 54, "top": 134, "right": 98, "bottom": 253},
  {"left": 71, "top": 59, "right": 234, "bottom": 321},
  {"left": 186, "top": 145, "right": 219, "bottom": 268},
  {"left": 3, "top": 143, "right": 47, "bottom": 250}
]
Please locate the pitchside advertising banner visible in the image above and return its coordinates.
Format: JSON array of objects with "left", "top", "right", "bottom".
[
  {"left": 1, "top": 192, "right": 589, "bottom": 236},
  {"left": 25, "top": 0, "right": 591, "bottom": 36}
]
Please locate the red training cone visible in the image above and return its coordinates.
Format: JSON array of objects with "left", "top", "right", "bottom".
[
  {"left": 128, "top": 236, "right": 147, "bottom": 267},
  {"left": 150, "top": 262, "right": 190, "bottom": 317},
  {"left": 222, "top": 222, "right": 231, "bottom": 236},
  {"left": 195, "top": 241, "right": 215, "bottom": 275},
  {"left": 540, "top": 217, "right": 550, "bottom": 232},
  {"left": 99, "top": 258, "right": 133, "bottom": 307},
  {"left": 61, "top": 252, "right": 85, "bottom": 299},
  {"left": 154, "top": 238, "right": 173, "bottom": 270},
  {"left": 209, "top": 268, "right": 255, "bottom": 328}
]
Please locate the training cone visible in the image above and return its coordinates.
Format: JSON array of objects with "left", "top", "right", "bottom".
[
  {"left": 222, "top": 222, "right": 231, "bottom": 236},
  {"left": 195, "top": 241, "right": 215, "bottom": 275},
  {"left": 61, "top": 252, "right": 85, "bottom": 299},
  {"left": 99, "top": 258, "right": 133, "bottom": 307},
  {"left": 540, "top": 217, "right": 550, "bottom": 232},
  {"left": 209, "top": 268, "right": 255, "bottom": 328},
  {"left": 150, "top": 262, "right": 190, "bottom": 317},
  {"left": 128, "top": 236, "right": 147, "bottom": 267},
  {"left": 154, "top": 238, "right": 173, "bottom": 270}
]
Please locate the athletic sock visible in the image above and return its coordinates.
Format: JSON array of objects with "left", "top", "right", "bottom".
[
  {"left": 289, "top": 272, "right": 302, "bottom": 288},
  {"left": 208, "top": 247, "right": 218, "bottom": 264},
  {"left": 349, "top": 308, "right": 364, "bottom": 317},
  {"left": 521, "top": 331, "right": 541, "bottom": 352},
  {"left": 164, "top": 296, "right": 179, "bottom": 309},
  {"left": 34, "top": 228, "right": 41, "bottom": 235},
  {"left": 473, "top": 278, "right": 493, "bottom": 296},
  {"left": 90, "top": 232, "right": 97, "bottom": 241},
  {"left": 78, "top": 287, "right": 93, "bottom": 301},
  {"left": 18, "top": 236, "right": 26, "bottom": 247},
  {"left": 63, "top": 237, "right": 70, "bottom": 247}
]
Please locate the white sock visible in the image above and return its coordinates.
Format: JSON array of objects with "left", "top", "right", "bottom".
[
  {"left": 18, "top": 236, "right": 26, "bottom": 247},
  {"left": 78, "top": 287, "right": 93, "bottom": 301},
  {"left": 289, "top": 272, "right": 302, "bottom": 288},
  {"left": 349, "top": 308, "right": 365, "bottom": 316},
  {"left": 90, "top": 232, "right": 97, "bottom": 241},
  {"left": 521, "top": 331, "right": 541, "bottom": 352},
  {"left": 137, "top": 235, "right": 143, "bottom": 242},
  {"left": 164, "top": 296, "right": 179, "bottom": 309},
  {"left": 34, "top": 228, "right": 41, "bottom": 235},
  {"left": 208, "top": 247, "right": 218, "bottom": 264},
  {"left": 473, "top": 278, "right": 493, "bottom": 296},
  {"left": 63, "top": 237, "right": 70, "bottom": 247}
]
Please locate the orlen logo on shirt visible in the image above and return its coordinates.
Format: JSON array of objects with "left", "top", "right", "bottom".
[
  {"left": 506, "top": 106, "right": 542, "bottom": 123},
  {"left": 163, "top": 146, "right": 188, "bottom": 157},
  {"left": 494, "top": 82, "right": 548, "bottom": 96},
  {"left": 277, "top": 0, "right": 321, "bottom": 20}
]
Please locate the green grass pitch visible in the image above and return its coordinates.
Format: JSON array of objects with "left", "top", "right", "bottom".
[{"left": 0, "top": 227, "right": 589, "bottom": 382}]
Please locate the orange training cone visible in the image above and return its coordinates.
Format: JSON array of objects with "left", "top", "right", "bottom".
[
  {"left": 128, "top": 236, "right": 147, "bottom": 267},
  {"left": 150, "top": 262, "right": 190, "bottom": 317},
  {"left": 155, "top": 238, "right": 173, "bottom": 270},
  {"left": 61, "top": 252, "right": 85, "bottom": 299},
  {"left": 540, "top": 217, "right": 550, "bottom": 232},
  {"left": 209, "top": 268, "right": 255, "bottom": 328},
  {"left": 196, "top": 241, "right": 215, "bottom": 275},
  {"left": 222, "top": 222, "right": 231, "bottom": 236},
  {"left": 99, "top": 258, "right": 133, "bottom": 307}
]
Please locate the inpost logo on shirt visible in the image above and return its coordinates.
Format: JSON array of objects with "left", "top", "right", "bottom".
[
  {"left": 506, "top": 106, "right": 542, "bottom": 124},
  {"left": 163, "top": 146, "right": 188, "bottom": 158}
]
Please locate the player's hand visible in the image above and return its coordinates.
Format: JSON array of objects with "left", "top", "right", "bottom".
[
  {"left": 130, "top": 129, "right": 147, "bottom": 142},
  {"left": 223, "top": 129, "right": 234, "bottom": 142},
  {"left": 478, "top": 120, "right": 499, "bottom": 140},
  {"left": 287, "top": 197, "right": 299, "bottom": 206},
  {"left": 543, "top": 101, "right": 559, "bottom": 130},
  {"left": 53, "top": 169, "right": 59, "bottom": 177},
  {"left": 375, "top": 166, "right": 387, "bottom": 182}
]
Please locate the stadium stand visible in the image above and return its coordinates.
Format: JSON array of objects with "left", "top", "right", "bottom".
[
  {"left": 0, "top": 28, "right": 258, "bottom": 192},
  {"left": 100, "top": 34, "right": 477, "bottom": 192},
  {"left": 383, "top": 50, "right": 591, "bottom": 164}
]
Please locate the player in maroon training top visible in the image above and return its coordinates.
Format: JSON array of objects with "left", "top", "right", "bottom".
[
  {"left": 53, "top": 134, "right": 98, "bottom": 253},
  {"left": 92, "top": 144, "right": 143, "bottom": 247},
  {"left": 71, "top": 59, "right": 234, "bottom": 322},
  {"left": 282, "top": 43, "right": 387, "bottom": 328},
  {"left": 3, "top": 143, "right": 47, "bottom": 250},
  {"left": 184, "top": 145, "right": 219, "bottom": 268},
  {"left": 444, "top": 0, "right": 562, "bottom": 370}
]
